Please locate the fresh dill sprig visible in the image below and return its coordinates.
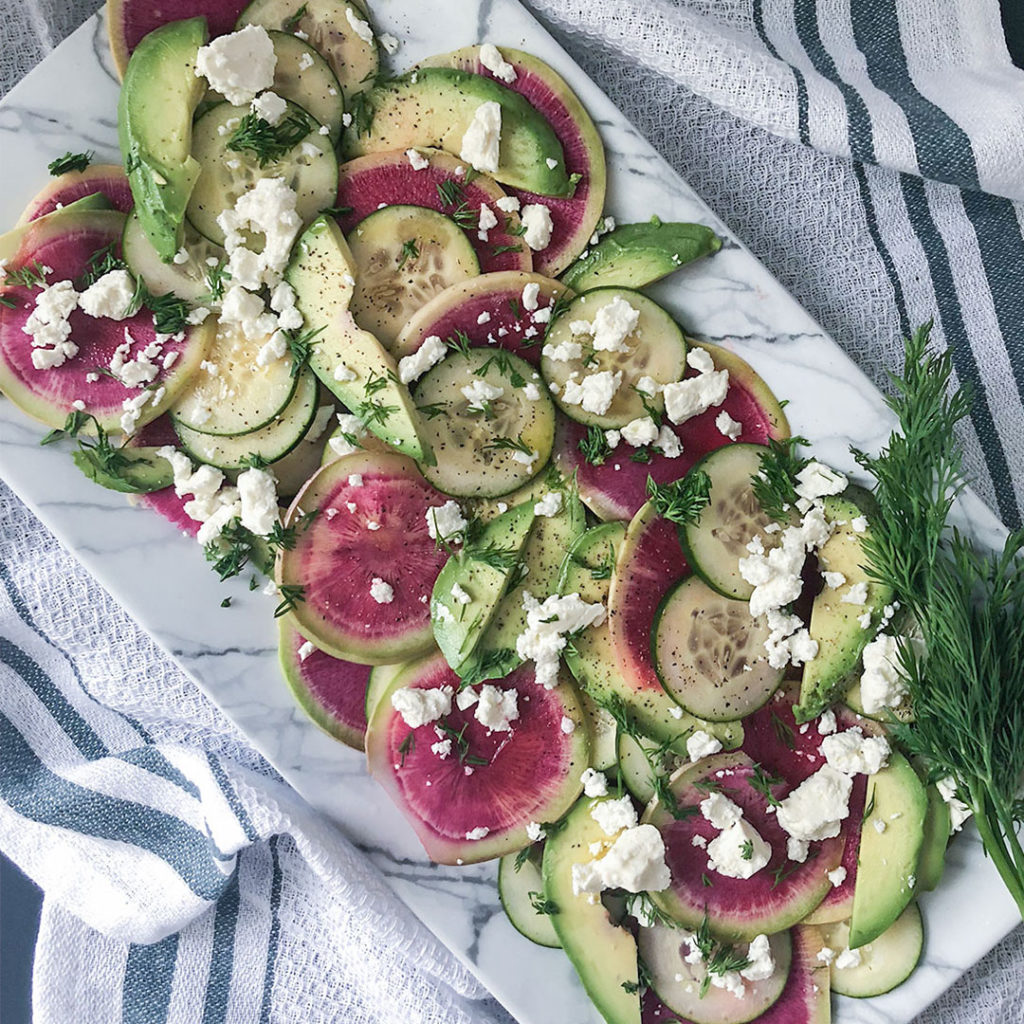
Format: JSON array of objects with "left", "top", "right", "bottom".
[
  {"left": 464, "top": 543, "right": 520, "bottom": 572},
  {"left": 398, "top": 732, "right": 415, "bottom": 768},
  {"left": 320, "top": 203, "right": 354, "bottom": 219},
  {"left": 41, "top": 411, "right": 138, "bottom": 486},
  {"left": 347, "top": 90, "right": 375, "bottom": 136},
  {"left": 282, "top": 3, "right": 307, "bottom": 32},
  {"left": 286, "top": 325, "right": 324, "bottom": 377},
  {"left": 646, "top": 471, "right": 711, "bottom": 525},
  {"left": 444, "top": 329, "right": 473, "bottom": 357},
  {"left": 146, "top": 291, "right": 191, "bottom": 334},
  {"left": 436, "top": 178, "right": 465, "bottom": 207},
  {"left": 477, "top": 350, "right": 526, "bottom": 387},
  {"left": 579, "top": 425, "right": 613, "bottom": 466},
  {"left": 78, "top": 243, "right": 127, "bottom": 288},
  {"left": 241, "top": 452, "right": 272, "bottom": 470},
  {"left": 747, "top": 763, "right": 783, "bottom": 807},
  {"left": 48, "top": 150, "right": 93, "bottom": 176},
  {"left": 417, "top": 401, "right": 448, "bottom": 420},
  {"left": 527, "top": 892, "right": 559, "bottom": 915},
  {"left": 204, "top": 521, "right": 257, "bottom": 582},
  {"left": 852, "top": 321, "right": 1024, "bottom": 915},
  {"left": 396, "top": 238, "right": 419, "bottom": 271},
  {"left": 273, "top": 583, "right": 306, "bottom": 618},
  {"left": 589, "top": 550, "right": 615, "bottom": 581},
  {"left": 4, "top": 261, "right": 49, "bottom": 289},
  {"left": 482, "top": 434, "right": 533, "bottom": 456},
  {"left": 629, "top": 448, "right": 653, "bottom": 464},
  {"left": 228, "top": 110, "right": 316, "bottom": 167},
  {"left": 203, "top": 258, "right": 231, "bottom": 302},
  {"left": 751, "top": 436, "right": 809, "bottom": 521},
  {"left": 435, "top": 718, "right": 489, "bottom": 766},
  {"left": 491, "top": 244, "right": 523, "bottom": 257}
]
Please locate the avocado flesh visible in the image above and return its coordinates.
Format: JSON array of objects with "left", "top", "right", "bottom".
[
  {"left": 431, "top": 501, "right": 536, "bottom": 674},
  {"left": 561, "top": 220, "right": 721, "bottom": 291},
  {"left": 72, "top": 447, "right": 174, "bottom": 494},
  {"left": 118, "top": 18, "right": 207, "bottom": 262},
  {"left": 542, "top": 797, "right": 642, "bottom": 1024},
  {"left": 285, "top": 216, "right": 433, "bottom": 463},
  {"left": 915, "top": 781, "right": 951, "bottom": 891},
  {"left": 341, "top": 67, "right": 572, "bottom": 196},
  {"left": 794, "top": 489, "right": 894, "bottom": 723},
  {"left": 849, "top": 750, "right": 927, "bottom": 948}
]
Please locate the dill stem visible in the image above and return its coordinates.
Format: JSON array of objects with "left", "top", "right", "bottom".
[{"left": 970, "top": 781, "right": 1024, "bottom": 917}]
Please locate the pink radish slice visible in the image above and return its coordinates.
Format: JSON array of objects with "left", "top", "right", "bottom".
[
  {"left": 365, "top": 652, "right": 589, "bottom": 864},
  {"left": 392, "top": 271, "right": 571, "bottom": 364},
  {"left": 646, "top": 751, "right": 844, "bottom": 941},
  {"left": 557, "top": 343, "right": 790, "bottom": 522},
  {"left": 0, "top": 210, "right": 208, "bottom": 432},
  {"left": 129, "top": 415, "right": 198, "bottom": 536},
  {"left": 418, "top": 47, "right": 606, "bottom": 277},
  {"left": 279, "top": 620, "right": 369, "bottom": 751},
  {"left": 17, "top": 165, "right": 133, "bottom": 225},
  {"left": 278, "top": 452, "right": 450, "bottom": 664},
  {"left": 335, "top": 151, "right": 532, "bottom": 275},
  {"left": 106, "top": 0, "right": 248, "bottom": 77}
]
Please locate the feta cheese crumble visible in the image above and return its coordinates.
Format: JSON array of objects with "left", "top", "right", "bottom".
[
  {"left": 195, "top": 25, "right": 277, "bottom": 106},
  {"left": 461, "top": 378, "right": 504, "bottom": 411},
  {"left": 571, "top": 824, "right": 670, "bottom": 895},
  {"left": 707, "top": 818, "right": 771, "bottom": 879},
  {"left": 479, "top": 43, "right": 517, "bottom": 83},
  {"left": 533, "top": 491, "right": 563, "bottom": 518},
  {"left": 390, "top": 685, "right": 453, "bottom": 728},
  {"left": 398, "top": 334, "right": 447, "bottom": 384},
  {"left": 460, "top": 101, "right": 502, "bottom": 174},
  {"left": 620, "top": 416, "right": 658, "bottom": 448},
  {"left": 580, "top": 768, "right": 608, "bottom": 797},
  {"left": 78, "top": 269, "right": 136, "bottom": 320},
  {"left": 561, "top": 370, "right": 622, "bottom": 416},
  {"left": 859, "top": 633, "right": 911, "bottom": 714},
  {"left": 251, "top": 90, "right": 287, "bottom": 125},
  {"left": 515, "top": 591, "right": 605, "bottom": 689},
  {"left": 662, "top": 357, "right": 729, "bottom": 425},
  {"left": 473, "top": 684, "right": 519, "bottom": 732},
  {"left": 405, "top": 148, "right": 429, "bottom": 171},
  {"left": 426, "top": 500, "right": 467, "bottom": 543},
  {"left": 715, "top": 410, "right": 743, "bottom": 441},
  {"left": 237, "top": 467, "right": 279, "bottom": 536},
  {"left": 776, "top": 764, "right": 852, "bottom": 841},
  {"left": 820, "top": 728, "right": 890, "bottom": 776},
  {"left": 520, "top": 204, "right": 553, "bottom": 251},
  {"left": 370, "top": 577, "right": 395, "bottom": 604},
  {"left": 686, "top": 730, "right": 723, "bottom": 762}
]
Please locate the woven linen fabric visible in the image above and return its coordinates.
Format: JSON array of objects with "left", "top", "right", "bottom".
[{"left": 2, "top": 1, "right": 1023, "bottom": 1023}]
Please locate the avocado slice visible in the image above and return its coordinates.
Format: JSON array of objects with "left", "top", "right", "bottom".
[
  {"left": 849, "top": 750, "right": 927, "bottom": 948},
  {"left": 341, "top": 68, "right": 572, "bottom": 197},
  {"left": 794, "top": 489, "right": 894, "bottom": 723},
  {"left": 117, "top": 18, "right": 208, "bottom": 262},
  {"left": 915, "top": 780, "right": 951, "bottom": 892},
  {"left": 542, "top": 797, "right": 642, "bottom": 1024},
  {"left": 432, "top": 501, "right": 536, "bottom": 674},
  {"left": 285, "top": 216, "right": 434, "bottom": 463},
  {"left": 72, "top": 446, "right": 174, "bottom": 494},
  {"left": 561, "top": 219, "right": 721, "bottom": 291}
]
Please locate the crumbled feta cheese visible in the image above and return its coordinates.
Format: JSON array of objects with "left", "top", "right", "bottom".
[
  {"left": 237, "top": 467, "right": 278, "bottom": 536},
  {"left": 820, "top": 728, "right": 890, "bottom": 776},
  {"left": 297, "top": 641, "right": 316, "bottom": 662},
  {"left": 686, "top": 730, "right": 723, "bottom": 762},
  {"left": 580, "top": 768, "right": 608, "bottom": 797},
  {"left": 195, "top": 25, "right": 277, "bottom": 106},
  {"left": 560, "top": 716, "right": 576, "bottom": 734},
  {"left": 379, "top": 33, "right": 400, "bottom": 54},
  {"left": 707, "top": 818, "right": 771, "bottom": 879},
  {"left": 251, "top": 90, "right": 287, "bottom": 125},
  {"left": 851, "top": 515, "right": 869, "bottom": 533},
  {"left": 700, "top": 792, "right": 743, "bottom": 830},
  {"left": 426, "top": 500, "right": 467, "bottom": 542},
  {"left": 542, "top": 339, "right": 582, "bottom": 362},
  {"left": 523, "top": 382, "right": 540, "bottom": 400},
  {"left": 515, "top": 591, "right": 605, "bottom": 688},
  {"left": 816, "top": 946, "right": 836, "bottom": 966},
  {"left": 23, "top": 278, "right": 79, "bottom": 369},
  {"left": 787, "top": 837, "right": 809, "bottom": 863},
  {"left": 370, "top": 577, "right": 394, "bottom": 604},
  {"left": 936, "top": 776, "right": 973, "bottom": 833},
  {"left": 455, "top": 687, "right": 479, "bottom": 711},
  {"left": 859, "top": 634, "right": 911, "bottom": 714},
  {"left": 405, "top": 148, "right": 430, "bottom": 172},
  {"left": 460, "top": 101, "right": 502, "bottom": 174},
  {"left": 78, "top": 269, "right": 136, "bottom": 320},
  {"left": 474, "top": 684, "right": 519, "bottom": 732},
  {"left": 431, "top": 738, "right": 452, "bottom": 759},
  {"left": 687, "top": 347, "right": 715, "bottom": 374},
  {"left": 479, "top": 43, "right": 517, "bottom": 83},
  {"left": 397, "top": 334, "right": 447, "bottom": 385},
  {"left": 477, "top": 311, "right": 491, "bottom": 325},
  {"left": 742, "top": 935, "right": 775, "bottom": 982},
  {"left": 477, "top": 203, "right": 498, "bottom": 240},
  {"left": 344, "top": 7, "right": 374, "bottom": 42},
  {"left": 589, "top": 296, "right": 639, "bottom": 353},
  {"left": 840, "top": 581, "right": 869, "bottom": 606},
  {"left": 561, "top": 370, "right": 622, "bottom": 416},
  {"left": 776, "top": 765, "right": 852, "bottom": 841},
  {"left": 496, "top": 195, "right": 520, "bottom": 214},
  {"left": 795, "top": 461, "right": 848, "bottom": 501},
  {"left": 526, "top": 821, "right": 545, "bottom": 842},
  {"left": 654, "top": 425, "right": 683, "bottom": 459},
  {"left": 465, "top": 826, "right": 490, "bottom": 841},
  {"left": 817, "top": 709, "right": 837, "bottom": 735},
  {"left": 827, "top": 866, "right": 848, "bottom": 888},
  {"left": 604, "top": 429, "right": 621, "bottom": 449},
  {"left": 522, "top": 281, "right": 540, "bottom": 311},
  {"left": 450, "top": 582, "right": 471, "bottom": 606},
  {"left": 390, "top": 685, "right": 453, "bottom": 728},
  {"left": 715, "top": 410, "right": 743, "bottom": 441},
  {"left": 874, "top": 818, "right": 887, "bottom": 833},
  {"left": 822, "top": 571, "right": 846, "bottom": 589},
  {"left": 620, "top": 416, "right": 658, "bottom": 448},
  {"left": 461, "top": 377, "right": 504, "bottom": 411},
  {"left": 520, "top": 204, "right": 553, "bottom": 250},
  {"left": 533, "top": 491, "right": 563, "bottom": 518},
  {"left": 691, "top": 834, "right": 708, "bottom": 849},
  {"left": 835, "top": 947, "right": 862, "bottom": 971},
  {"left": 572, "top": 824, "right": 670, "bottom": 895},
  {"left": 217, "top": 177, "right": 303, "bottom": 286},
  {"left": 663, "top": 368, "right": 730, "bottom": 424}
]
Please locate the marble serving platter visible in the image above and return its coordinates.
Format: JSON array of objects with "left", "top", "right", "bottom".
[{"left": 0, "top": 2, "right": 1018, "bottom": 1021}]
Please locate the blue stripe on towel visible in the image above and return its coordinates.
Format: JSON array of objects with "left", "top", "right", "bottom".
[
  {"left": 753, "top": 0, "right": 810, "bottom": 144},
  {"left": 0, "top": 713, "right": 230, "bottom": 901},
  {"left": 201, "top": 871, "right": 241, "bottom": 1024},
  {"left": 122, "top": 933, "right": 179, "bottom": 1024},
  {"left": 206, "top": 753, "right": 259, "bottom": 843},
  {"left": 258, "top": 836, "right": 284, "bottom": 1024}
]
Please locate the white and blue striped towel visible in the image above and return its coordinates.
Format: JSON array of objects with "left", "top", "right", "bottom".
[{"left": 2, "top": 0, "right": 1023, "bottom": 1022}]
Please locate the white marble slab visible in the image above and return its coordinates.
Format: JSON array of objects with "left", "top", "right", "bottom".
[{"left": 0, "top": 3, "right": 1017, "bottom": 1023}]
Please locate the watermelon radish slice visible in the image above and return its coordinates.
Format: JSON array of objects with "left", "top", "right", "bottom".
[
  {"left": 391, "top": 271, "right": 571, "bottom": 364},
  {"left": 335, "top": 150, "right": 532, "bottom": 279},
  {"left": 556, "top": 343, "right": 790, "bottom": 522},
  {"left": 0, "top": 210, "right": 211, "bottom": 432},
  {"left": 106, "top": 0, "right": 249, "bottom": 78},
  {"left": 417, "top": 47, "right": 606, "bottom": 277},
  {"left": 16, "top": 165, "right": 133, "bottom": 225},
  {"left": 130, "top": 415, "right": 199, "bottom": 536},
  {"left": 640, "top": 925, "right": 830, "bottom": 1024},
  {"left": 644, "top": 751, "right": 845, "bottom": 941},
  {"left": 278, "top": 618, "right": 369, "bottom": 750},
  {"left": 365, "top": 651, "right": 589, "bottom": 863},
  {"left": 277, "top": 451, "right": 451, "bottom": 664}
]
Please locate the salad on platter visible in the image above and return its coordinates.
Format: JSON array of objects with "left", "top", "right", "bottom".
[{"left": 2, "top": 2, "right": 1022, "bottom": 1022}]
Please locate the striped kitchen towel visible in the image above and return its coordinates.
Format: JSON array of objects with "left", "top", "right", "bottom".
[{"left": 531, "top": 0, "right": 1024, "bottom": 531}]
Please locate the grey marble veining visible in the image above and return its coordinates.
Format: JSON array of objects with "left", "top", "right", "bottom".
[{"left": 0, "top": 4, "right": 1017, "bottom": 1024}]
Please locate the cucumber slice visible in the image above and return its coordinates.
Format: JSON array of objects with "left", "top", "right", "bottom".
[
  {"left": 122, "top": 210, "right": 225, "bottom": 303},
  {"left": 653, "top": 575, "right": 784, "bottom": 722},
  {"left": 540, "top": 287, "right": 687, "bottom": 429},
  {"left": 272, "top": 403, "right": 337, "bottom": 497},
  {"left": 616, "top": 730, "right": 688, "bottom": 805},
  {"left": 639, "top": 923, "right": 791, "bottom": 1024},
  {"left": 169, "top": 317, "right": 297, "bottom": 436},
  {"left": 237, "top": 0, "right": 378, "bottom": 102},
  {"left": 679, "top": 444, "right": 783, "bottom": 601},
  {"left": 187, "top": 100, "right": 338, "bottom": 247},
  {"left": 580, "top": 691, "right": 618, "bottom": 772},
  {"left": 348, "top": 205, "right": 481, "bottom": 350},
  {"left": 561, "top": 220, "right": 721, "bottom": 292},
  {"left": 268, "top": 32, "right": 346, "bottom": 141},
  {"left": 822, "top": 903, "right": 923, "bottom": 997},
  {"left": 498, "top": 851, "right": 562, "bottom": 949},
  {"left": 414, "top": 349, "right": 556, "bottom": 498},
  {"left": 175, "top": 368, "right": 318, "bottom": 469}
]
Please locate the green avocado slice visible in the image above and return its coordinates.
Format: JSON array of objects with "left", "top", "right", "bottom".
[
  {"left": 118, "top": 17, "right": 208, "bottom": 262},
  {"left": 341, "top": 67, "right": 573, "bottom": 196}
]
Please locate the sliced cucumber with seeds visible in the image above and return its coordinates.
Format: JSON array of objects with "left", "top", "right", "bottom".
[
  {"left": 175, "top": 368, "right": 318, "bottom": 469},
  {"left": 187, "top": 100, "right": 337, "bottom": 247},
  {"left": 540, "top": 287, "right": 687, "bottom": 429},
  {"left": 237, "top": 0, "right": 379, "bottom": 102},
  {"left": 498, "top": 850, "right": 561, "bottom": 949},
  {"left": 169, "top": 318, "right": 297, "bottom": 436},
  {"left": 122, "top": 210, "right": 225, "bottom": 303},
  {"left": 822, "top": 903, "right": 923, "bottom": 997},
  {"left": 653, "top": 574, "right": 784, "bottom": 722},
  {"left": 266, "top": 32, "right": 346, "bottom": 141},
  {"left": 617, "top": 730, "right": 688, "bottom": 805},
  {"left": 414, "top": 348, "right": 556, "bottom": 497},
  {"left": 679, "top": 443, "right": 783, "bottom": 601},
  {"left": 348, "top": 205, "right": 480, "bottom": 350}
]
